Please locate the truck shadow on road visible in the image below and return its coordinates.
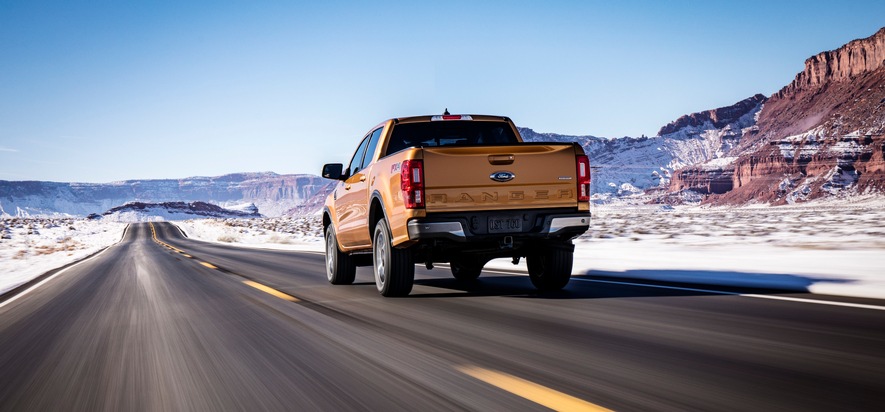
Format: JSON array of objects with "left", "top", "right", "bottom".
[{"left": 410, "top": 269, "right": 855, "bottom": 299}]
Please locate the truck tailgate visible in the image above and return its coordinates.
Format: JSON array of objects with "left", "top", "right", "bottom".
[{"left": 422, "top": 144, "right": 579, "bottom": 212}]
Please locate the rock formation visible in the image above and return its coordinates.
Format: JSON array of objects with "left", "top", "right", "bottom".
[
  {"left": 776, "top": 27, "right": 885, "bottom": 99},
  {"left": 658, "top": 94, "right": 767, "bottom": 136},
  {"left": 103, "top": 201, "right": 263, "bottom": 220},
  {"left": 0, "top": 172, "right": 333, "bottom": 217},
  {"left": 670, "top": 26, "right": 885, "bottom": 204}
]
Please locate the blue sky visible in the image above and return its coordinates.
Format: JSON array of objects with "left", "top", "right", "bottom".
[{"left": 1, "top": 1, "right": 883, "bottom": 182}]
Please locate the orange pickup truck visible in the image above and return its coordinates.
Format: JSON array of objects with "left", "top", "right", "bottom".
[{"left": 321, "top": 113, "right": 591, "bottom": 296}]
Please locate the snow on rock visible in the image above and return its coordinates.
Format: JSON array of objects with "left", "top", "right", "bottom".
[
  {"left": 101, "top": 201, "right": 262, "bottom": 222},
  {"left": 518, "top": 95, "right": 765, "bottom": 202},
  {"left": 776, "top": 127, "right": 827, "bottom": 160},
  {"left": 222, "top": 202, "right": 260, "bottom": 214},
  {"left": 617, "top": 183, "right": 643, "bottom": 196},
  {"left": 0, "top": 172, "right": 332, "bottom": 218},
  {"left": 821, "top": 166, "right": 860, "bottom": 194},
  {"left": 696, "top": 156, "right": 738, "bottom": 170},
  {"left": 786, "top": 179, "right": 817, "bottom": 204}
]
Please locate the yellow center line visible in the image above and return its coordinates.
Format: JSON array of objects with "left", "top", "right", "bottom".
[
  {"left": 457, "top": 366, "right": 612, "bottom": 412},
  {"left": 151, "top": 223, "right": 198, "bottom": 261},
  {"left": 154, "top": 223, "right": 298, "bottom": 305},
  {"left": 243, "top": 280, "right": 300, "bottom": 302}
]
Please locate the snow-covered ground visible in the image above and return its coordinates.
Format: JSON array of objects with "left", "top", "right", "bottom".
[
  {"left": 557, "top": 200, "right": 885, "bottom": 299},
  {"left": 0, "top": 217, "right": 127, "bottom": 295},
  {"left": 4, "top": 199, "right": 884, "bottom": 300},
  {"left": 179, "top": 200, "right": 885, "bottom": 300},
  {"left": 176, "top": 216, "right": 324, "bottom": 252}
]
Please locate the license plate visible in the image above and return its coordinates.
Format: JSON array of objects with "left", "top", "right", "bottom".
[{"left": 488, "top": 216, "right": 522, "bottom": 233}]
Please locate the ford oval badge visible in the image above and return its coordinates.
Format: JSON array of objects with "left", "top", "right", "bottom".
[{"left": 490, "top": 171, "right": 515, "bottom": 182}]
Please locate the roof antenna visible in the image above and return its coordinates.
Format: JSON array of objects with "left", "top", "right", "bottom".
[{"left": 443, "top": 108, "right": 450, "bottom": 115}]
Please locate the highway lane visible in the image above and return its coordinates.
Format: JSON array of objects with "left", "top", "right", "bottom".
[{"left": 1, "top": 222, "right": 884, "bottom": 411}]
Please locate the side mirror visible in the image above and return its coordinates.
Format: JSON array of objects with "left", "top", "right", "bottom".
[{"left": 322, "top": 163, "right": 345, "bottom": 180}]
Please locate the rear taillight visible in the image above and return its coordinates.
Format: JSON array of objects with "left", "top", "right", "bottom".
[
  {"left": 576, "top": 155, "right": 590, "bottom": 202},
  {"left": 401, "top": 159, "right": 425, "bottom": 209}
]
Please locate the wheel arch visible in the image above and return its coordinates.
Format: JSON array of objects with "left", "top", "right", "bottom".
[
  {"left": 322, "top": 206, "right": 333, "bottom": 232},
  {"left": 369, "top": 191, "right": 387, "bottom": 235}
]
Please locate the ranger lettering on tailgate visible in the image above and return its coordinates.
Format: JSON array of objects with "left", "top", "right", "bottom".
[{"left": 429, "top": 189, "right": 574, "bottom": 204}]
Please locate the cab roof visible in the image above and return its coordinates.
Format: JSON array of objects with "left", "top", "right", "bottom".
[{"left": 391, "top": 114, "right": 513, "bottom": 124}]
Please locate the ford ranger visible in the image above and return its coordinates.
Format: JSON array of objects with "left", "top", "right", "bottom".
[{"left": 321, "top": 113, "right": 591, "bottom": 296}]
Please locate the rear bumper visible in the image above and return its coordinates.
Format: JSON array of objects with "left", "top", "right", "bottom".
[
  {"left": 406, "top": 211, "right": 590, "bottom": 242},
  {"left": 407, "top": 221, "right": 467, "bottom": 241}
]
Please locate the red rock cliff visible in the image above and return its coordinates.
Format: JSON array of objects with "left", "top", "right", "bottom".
[
  {"left": 667, "top": 26, "right": 885, "bottom": 204},
  {"left": 658, "top": 94, "right": 766, "bottom": 136},
  {"left": 776, "top": 27, "right": 885, "bottom": 99}
]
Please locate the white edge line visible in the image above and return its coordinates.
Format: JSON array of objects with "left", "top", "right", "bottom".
[
  {"left": 172, "top": 223, "right": 189, "bottom": 238},
  {"left": 479, "top": 268, "right": 885, "bottom": 312},
  {"left": 571, "top": 278, "right": 885, "bottom": 312},
  {"left": 741, "top": 293, "right": 885, "bottom": 311},
  {"left": 119, "top": 223, "right": 131, "bottom": 241},
  {"left": 570, "top": 277, "right": 743, "bottom": 296},
  {"left": 0, "top": 242, "right": 118, "bottom": 310}
]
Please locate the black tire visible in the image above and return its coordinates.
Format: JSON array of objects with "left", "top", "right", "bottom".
[
  {"left": 450, "top": 257, "right": 483, "bottom": 281},
  {"left": 526, "top": 246, "right": 573, "bottom": 291},
  {"left": 325, "top": 225, "right": 355, "bottom": 285},
  {"left": 373, "top": 218, "right": 414, "bottom": 297}
]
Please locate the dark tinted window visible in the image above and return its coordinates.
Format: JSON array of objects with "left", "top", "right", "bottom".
[
  {"left": 360, "top": 127, "right": 384, "bottom": 170},
  {"left": 347, "top": 136, "right": 370, "bottom": 176},
  {"left": 385, "top": 121, "right": 518, "bottom": 156}
]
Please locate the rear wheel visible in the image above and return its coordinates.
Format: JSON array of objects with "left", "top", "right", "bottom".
[
  {"left": 325, "top": 226, "right": 355, "bottom": 285},
  {"left": 373, "top": 218, "right": 414, "bottom": 297},
  {"left": 450, "top": 257, "right": 483, "bottom": 281},
  {"left": 526, "top": 246, "right": 573, "bottom": 291}
]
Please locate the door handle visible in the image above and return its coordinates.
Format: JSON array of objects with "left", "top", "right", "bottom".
[
  {"left": 344, "top": 185, "right": 352, "bottom": 190},
  {"left": 488, "top": 154, "right": 515, "bottom": 165},
  {"left": 359, "top": 175, "right": 366, "bottom": 182}
]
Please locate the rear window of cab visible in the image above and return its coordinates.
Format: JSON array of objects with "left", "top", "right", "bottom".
[{"left": 384, "top": 121, "right": 519, "bottom": 156}]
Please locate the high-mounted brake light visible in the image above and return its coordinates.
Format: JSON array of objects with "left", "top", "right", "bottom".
[
  {"left": 401, "top": 159, "right": 425, "bottom": 209},
  {"left": 576, "top": 155, "right": 591, "bottom": 202},
  {"left": 431, "top": 115, "right": 474, "bottom": 121}
]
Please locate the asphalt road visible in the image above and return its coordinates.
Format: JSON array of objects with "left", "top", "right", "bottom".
[{"left": 1, "top": 222, "right": 884, "bottom": 411}]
